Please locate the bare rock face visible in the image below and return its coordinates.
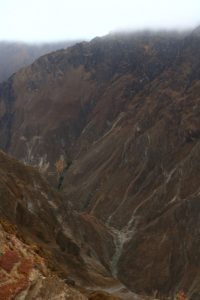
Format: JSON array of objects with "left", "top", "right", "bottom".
[{"left": 0, "top": 28, "right": 200, "bottom": 298}]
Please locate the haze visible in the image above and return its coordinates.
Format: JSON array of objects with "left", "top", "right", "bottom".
[{"left": 0, "top": 0, "right": 200, "bottom": 42}]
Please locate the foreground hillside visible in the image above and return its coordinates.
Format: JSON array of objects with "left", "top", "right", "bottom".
[
  {"left": 0, "top": 220, "right": 86, "bottom": 300},
  {"left": 0, "top": 149, "right": 117, "bottom": 285},
  {"left": 0, "top": 150, "right": 158, "bottom": 300},
  {"left": 0, "top": 150, "right": 87, "bottom": 299},
  {"left": 1, "top": 27, "right": 200, "bottom": 298}
]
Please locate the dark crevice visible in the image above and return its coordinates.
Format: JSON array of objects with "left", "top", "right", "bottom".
[{"left": 0, "top": 76, "right": 15, "bottom": 151}]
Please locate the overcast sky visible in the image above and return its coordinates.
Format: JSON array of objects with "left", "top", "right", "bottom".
[{"left": 0, "top": 0, "right": 200, "bottom": 42}]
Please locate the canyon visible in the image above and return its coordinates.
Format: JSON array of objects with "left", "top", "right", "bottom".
[{"left": 0, "top": 27, "right": 200, "bottom": 299}]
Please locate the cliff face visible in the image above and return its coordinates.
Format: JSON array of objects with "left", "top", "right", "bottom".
[
  {"left": 0, "top": 29, "right": 200, "bottom": 298},
  {"left": 0, "top": 32, "right": 184, "bottom": 167}
]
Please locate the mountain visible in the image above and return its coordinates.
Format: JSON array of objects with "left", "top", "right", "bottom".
[
  {"left": 0, "top": 28, "right": 200, "bottom": 299},
  {"left": 0, "top": 41, "right": 79, "bottom": 83}
]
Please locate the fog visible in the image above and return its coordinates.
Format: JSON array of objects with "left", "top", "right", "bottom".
[{"left": 0, "top": 0, "right": 200, "bottom": 42}]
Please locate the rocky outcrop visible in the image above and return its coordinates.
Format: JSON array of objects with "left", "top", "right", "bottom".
[
  {"left": 0, "top": 219, "right": 87, "bottom": 300},
  {"left": 0, "top": 28, "right": 200, "bottom": 298}
]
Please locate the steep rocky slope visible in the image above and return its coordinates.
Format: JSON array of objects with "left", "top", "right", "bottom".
[
  {"left": 0, "top": 29, "right": 200, "bottom": 298},
  {"left": 0, "top": 219, "right": 86, "bottom": 300},
  {"left": 0, "top": 41, "right": 79, "bottom": 83},
  {"left": 0, "top": 150, "right": 156, "bottom": 300},
  {"left": 0, "top": 150, "right": 116, "bottom": 287}
]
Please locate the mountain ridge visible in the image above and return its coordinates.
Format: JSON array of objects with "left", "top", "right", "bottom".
[{"left": 0, "top": 41, "right": 80, "bottom": 83}]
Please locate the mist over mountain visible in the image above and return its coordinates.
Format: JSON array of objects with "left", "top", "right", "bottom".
[
  {"left": 1, "top": 26, "right": 200, "bottom": 299},
  {"left": 0, "top": 41, "right": 79, "bottom": 82}
]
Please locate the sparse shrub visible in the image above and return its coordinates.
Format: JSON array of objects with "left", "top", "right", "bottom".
[
  {"left": 175, "top": 290, "right": 187, "bottom": 300},
  {"left": 55, "top": 157, "right": 65, "bottom": 176}
]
